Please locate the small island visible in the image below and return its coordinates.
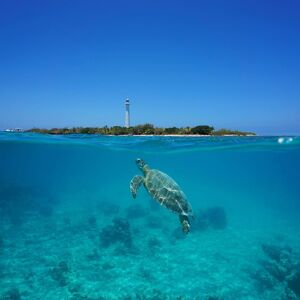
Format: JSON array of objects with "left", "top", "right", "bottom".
[{"left": 27, "top": 124, "right": 255, "bottom": 136}]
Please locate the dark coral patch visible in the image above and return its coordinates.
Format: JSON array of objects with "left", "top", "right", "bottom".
[
  {"left": 49, "top": 261, "right": 69, "bottom": 287},
  {"left": 99, "top": 217, "right": 132, "bottom": 248}
]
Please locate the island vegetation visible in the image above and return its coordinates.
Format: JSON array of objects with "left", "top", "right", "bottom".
[{"left": 27, "top": 124, "right": 255, "bottom": 136}]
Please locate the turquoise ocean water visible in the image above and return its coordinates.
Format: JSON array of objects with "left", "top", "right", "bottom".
[{"left": 0, "top": 133, "right": 300, "bottom": 299}]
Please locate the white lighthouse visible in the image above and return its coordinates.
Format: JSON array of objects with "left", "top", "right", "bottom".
[{"left": 125, "top": 98, "right": 130, "bottom": 128}]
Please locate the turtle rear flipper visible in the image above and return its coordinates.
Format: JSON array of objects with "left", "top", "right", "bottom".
[
  {"left": 130, "top": 175, "right": 144, "bottom": 199},
  {"left": 179, "top": 214, "right": 190, "bottom": 234}
]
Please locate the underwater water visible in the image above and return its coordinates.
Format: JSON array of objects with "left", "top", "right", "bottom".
[{"left": 0, "top": 133, "right": 300, "bottom": 300}]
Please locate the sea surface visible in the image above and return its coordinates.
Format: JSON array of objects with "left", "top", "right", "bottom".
[{"left": 0, "top": 133, "right": 300, "bottom": 300}]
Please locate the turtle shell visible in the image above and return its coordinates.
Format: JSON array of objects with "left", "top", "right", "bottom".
[{"left": 145, "top": 169, "right": 192, "bottom": 216}]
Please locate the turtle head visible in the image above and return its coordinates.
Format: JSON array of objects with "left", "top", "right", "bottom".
[{"left": 136, "top": 158, "right": 149, "bottom": 174}]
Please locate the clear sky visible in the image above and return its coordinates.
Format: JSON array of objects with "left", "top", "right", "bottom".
[{"left": 0, "top": 1, "right": 299, "bottom": 134}]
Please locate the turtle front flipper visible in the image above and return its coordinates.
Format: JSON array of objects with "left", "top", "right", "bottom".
[
  {"left": 179, "top": 214, "right": 190, "bottom": 234},
  {"left": 130, "top": 175, "right": 144, "bottom": 199}
]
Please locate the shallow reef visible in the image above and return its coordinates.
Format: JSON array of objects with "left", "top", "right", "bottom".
[
  {"left": 1, "top": 206, "right": 300, "bottom": 299},
  {"left": 0, "top": 194, "right": 300, "bottom": 299},
  {"left": 249, "top": 242, "right": 300, "bottom": 299}
]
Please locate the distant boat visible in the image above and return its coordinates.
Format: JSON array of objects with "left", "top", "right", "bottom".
[{"left": 5, "top": 128, "right": 23, "bottom": 132}]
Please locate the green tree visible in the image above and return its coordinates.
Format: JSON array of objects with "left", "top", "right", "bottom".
[
  {"left": 131, "top": 124, "right": 155, "bottom": 135},
  {"left": 164, "top": 127, "right": 180, "bottom": 134},
  {"left": 190, "top": 125, "right": 214, "bottom": 135}
]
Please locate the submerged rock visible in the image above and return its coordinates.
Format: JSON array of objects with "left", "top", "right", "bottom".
[
  {"left": 258, "top": 242, "right": 300, "bottom": 297},
  {"left": 99, "top": 217, "right": 132, "bottom": 248},
  {"left": 287, "top": 270, "right": 300, "bottom": 297},
  {"left": 205, "top": 207, "right": 227, "bottom": 230},
  {"left": 262, "top": 243, "right": 292, "bottom": 263},
  {"left": 261, "top": 243, "right": 294, "bottom": 281},
  {"left": 262, "top": 260, "right": 287, "bottom": 282},
  {"left": 49, "top": 261, "right": 69, "bottom": 287},
  {"left": 262, "top": 243, "right": 282, "bottom": 262},
  {"left": 249, "top": 268, "right": 275, "bottom": 291},
  {"left": 3, "top": 288, "right": 21, "bottom": 300},
  {"left": 192, "top": 211, "right": 210, "bottom": 231}
]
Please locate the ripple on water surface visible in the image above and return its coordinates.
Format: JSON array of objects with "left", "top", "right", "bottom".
[{"left": 0, "top": 132, "right": 299, "bottom": 153}]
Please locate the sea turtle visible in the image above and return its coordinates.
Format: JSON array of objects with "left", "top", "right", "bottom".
[{"left": 130, "top": 158, "right": 193, "bottom": 234}]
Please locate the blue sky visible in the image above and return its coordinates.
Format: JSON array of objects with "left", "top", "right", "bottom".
[{"left": 0, "top": 0, "right": 299, "bottom": 134}]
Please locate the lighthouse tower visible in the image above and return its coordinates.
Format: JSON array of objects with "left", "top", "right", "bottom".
[{"left": 125, "top": 98, "right": 130, "bottom": 128}]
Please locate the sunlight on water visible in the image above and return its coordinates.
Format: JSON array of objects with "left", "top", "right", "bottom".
[
  {"left": 278, "top": 137, "right": 294, "bottom": 145},
  {"left": 0, "top": 133, "right": 300, "bottom": 299}
]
